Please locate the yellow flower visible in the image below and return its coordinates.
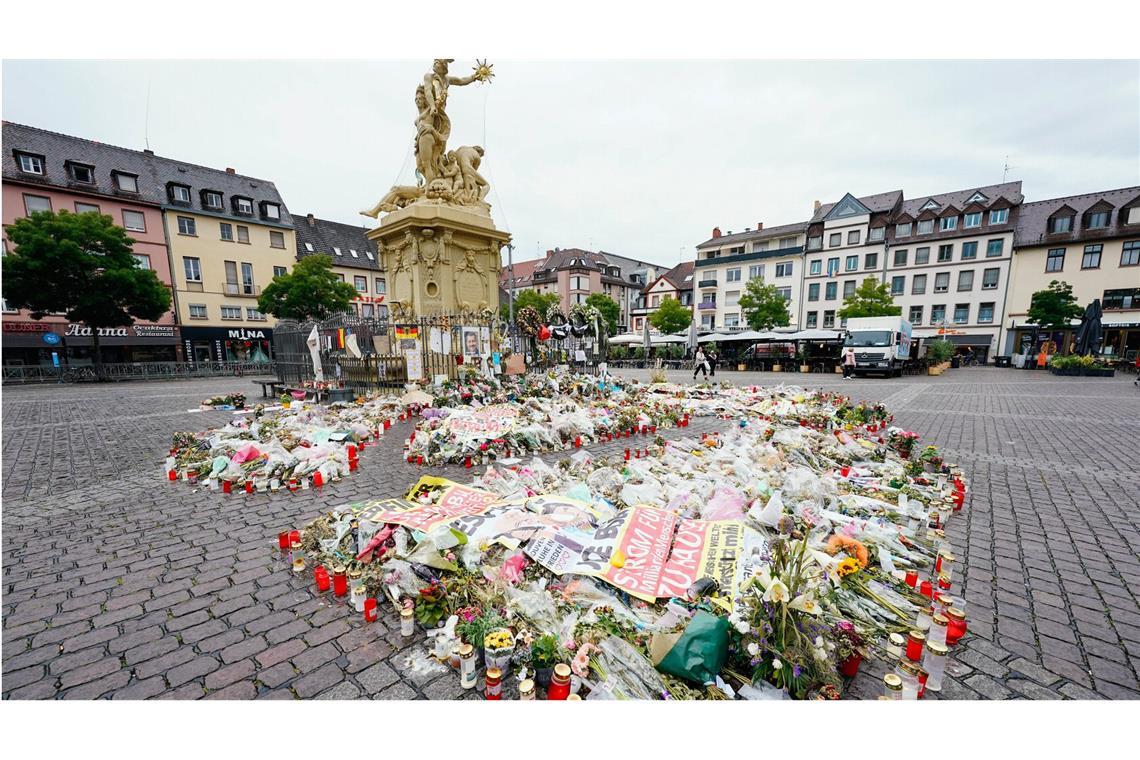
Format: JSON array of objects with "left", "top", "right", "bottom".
[{"left": 837, "top": 557, "right": 861, "bottom": 577}]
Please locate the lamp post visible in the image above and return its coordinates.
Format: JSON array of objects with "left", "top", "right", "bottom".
[{"left": 506, "top": 243, "right": 515, "bottom": 351}]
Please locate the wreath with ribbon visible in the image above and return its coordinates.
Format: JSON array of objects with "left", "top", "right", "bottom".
[
  {"left": 545, "top": 304, "right": 570, "bottom": 341},
  {"left": 569, "top": 303, "right": 602, "bottom": 338},
  {"left": 516, "top": 306, "right": 543, "bottom": 337}
]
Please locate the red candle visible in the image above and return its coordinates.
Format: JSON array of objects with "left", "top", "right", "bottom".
[
  {"left": 222, "top": 480, "right": 232, "bottom": 494},
  {"left": 904, "top": 570, "right": 918, "bottom": 588},
  {"left": 917, "top": 668, "right": 928, "bottom": 698},
  {"left": 168, "top": 469, "right": 178, "bottom": 481},
  {"left": 314, "top": 471, "right": 324, "bottom": 487},
  {"left": 349, "top": 459, "right": 358, "bottom": 472},
  {"left": 574, "top": 436, "right": 581, "bottom": 448},
  {"left": 919, "top": 580, "right": 933, "bottom": 598},
  {"left": 465, "top": 457, "right": 472, "bottom": 469},
  {"left": 315, "top": 568, "right": 330, "bottom": 592},
  {"left": 840, "top": 466, "right": 851, "bottom": 477},
  {"left": 289, "top": 530, "right": 300, "bottom": 545},
  {"left": 278, "top": 531, "right": 290, "bottom": 550},
  {"left": 938, "top": 574, "right": 951, "bottom": 591},
  {"left": 624, "top": 449, "right": 630, "bottom": 461},
  {"left": 332, "top": 566, "right": 348, "bottom": 597},
  {"left": 546, "top": 664, "right": 571, "bottom": 700},
  {"left": 364, "top": 598, "right": 378, "bottom": 622},
  {"left": 906, "top": 630, "right": 925, "bottom": 661},
  {"left": 245, "top": 481, "right": 254, "bottom": 494},
  {"left": 416, "top": 456, "right": 424, "bottom": 466},
  {"left": 946, "top": 609, "right": 968, "bottom": 645},
  {"left": 347, "top": 444, "right": 358, "bottom": 460}
]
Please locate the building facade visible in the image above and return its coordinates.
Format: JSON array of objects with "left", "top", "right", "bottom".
[
  {"left": 2, "top": 122, "right": 180, "bottom": 365},
  {"left": 1006, "top": 186, "right": 1140, "bottom": 358},
  {"left": 801, "top": 191, "right": 900, "bottom": 331},
  {"left": 632, "top": 261, "right": 694, "bottom": 333},
  {"left": 523, "top": 248, "right": 663, "bottom": 331},
  {"left": 883, "top": 182, "right": 1023, "bottom": 361},
  {"left": 295, "top": 214, "right": 386, "bottom": 319},
  {"left": 695, "top": 222, "right": 807, "bottom": 331}
]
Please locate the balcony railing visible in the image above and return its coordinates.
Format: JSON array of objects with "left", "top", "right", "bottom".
[
  {"left": 698, "top": 279, "right": 718, "bottom": 288},
  {"left": 222, "top": 282, "right": 261, "bottom": 298},
  {"left": 698, "top": 301, "right": 718, "bottom": 310}
]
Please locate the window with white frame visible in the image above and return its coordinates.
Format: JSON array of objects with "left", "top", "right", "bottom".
[
  {"left": 235, "top": 198, "right": 253, "bottom": 215},
  {"left": 724, "top": 313, "right": 740, "bottom": 328},
  {"left": 779, "top": 236, "right": 797, "bottom": 248},
  {"left": 1128, "top": 208, "right": 1140, "bottom": 225},
  {"left": 132, "top": 254, "right": 151, "bottom": 270},
  {"left": 827, "top": 258, "right": 839, "bottom": 276},
  {"left": 777, "top": 286, "right": 792, "bottom": 301},
  {"left": 17, "top": 153, "right": 45, "bottom": 174},
  {"left": 912, "top": 274, "right": 927, "bottom": 294},
  {"left": 75, "top": 202, "right": 100, "bottom": 215},
  {"left": 113, "top": 172, "right": 139, "bottom": 193},
  {"left": 848, "top": 230, "right": 861, "bottom": 245},
  {"left": 1121, "top": 241, "right": 1139, "bottom": 267},
  {"left": 171, "top": 185, "right": 191, "bottom": 204},
  {"left": 775, "top": 262, "right": 793, "bottom": 277},
  {"left": 753, "top": 241, "right": 768, "bottom": 253},
  {"left": 23, "top": 194, "right": 51, "bottom": 214},
  {"left": 69, "top": 163, "right": 95, "bottom": 184},
  {"left": 183, "top": 257, "right": 202, "bottom": 282},
  {"left": 726, "top": 268, "right": 741, "bottom": 282},
  {"left": 122, "top": 210, "right": 146, "bottom": 231},
  {"left": 978, "top": 303, "right": 995, "bottom": 323},
  {"left": 221, "top": 306, "right": 242, "bottom": 320},
  {"left": 940, "top": 216, "right": 957, "bottom": 231},
  {"left": 177, "top": 216, "right": 196, "bottom": 235},
  {"left": 220, "top": 222, "right": 234, "bottom": 241},
  {"left": 845, "top": 255, "right": 857, "bottom": 271},
  {"left": 896, "top": 222, "right": 912, "bottom": 237},
  {"left": 957, "top": 270, "right": 974, "bottom": 291},
  {"left": 915, "top": 247, "right": 930, "bottom": 265},
  {"left": 891, "top": 276, "right": 905, "bottom": 296},
  {"left": 304, "top": 242, "right": 314, "bottom": 252},
  {"left": 375, "top": 278, "right": 386, "bottom": 294},
  {"left": 189, "top": 304, "right": 207, "bottom": 319},
  {"left": 247, "top": 307, "right": 266, "bottom": 321},
  {"left": 930, "top": 304, "right": 946, "bottom": 324},
  {"left": 748, "top": 264, "right": 764, "bottom": 279},
  {"left": 807, "top": 236, "right": 822, "bottom": 250},
  {"left": 354, "top": 276, "right": 367, "bottom": 292},
  {"left": 805, "top": 312, "right": 818, "bottom": 328},
  {"left": 823, "top": 310, "right": 835, "bottom": 328},
  {"left": 989, "top": 208, "right": 1008, "bottom": 225},
  {"left": 263, "top": 203, "right": 281, "bottom": 220},
  {"left": 843, "top": 280, "right": 856, "bottom": 298},
  {"left": 809, "top": 260, "right": 821, "bottom": 275},
  {"left": 934, "top": 272, "right": 950, "bottom": 293},
  {"left": 953, "top": 304, "right": 969, "bottom": 323},
  {"left": 909, "top": 305, "right": 923, "bottom": 324},
  {"left": 982, "top": 268, "right": 1000, "bottom": 289},
  {"left": 917, "top": 219, "right": 934, "bottom": 235},
  {"left": 333, "top": 246, "right": 342, "bottom": 256},
  {"left": 273, "top": 266, "right": 287, "bottom": 278},
  {"left": 725, "top": 290, "right": 740, "bottom": 307},
  {"left": 203, "top": 191, "right": 223, "bottom": 210},
  {"left": 869, "top": 227, "right": 885, "bottom": 242},
  {"left": 964, "top": 212, "right": 981, "bottom": 228}
]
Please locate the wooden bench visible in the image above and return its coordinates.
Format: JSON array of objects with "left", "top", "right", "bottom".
[{"left": 252, "top": 379, "right": 285, "bottom": 398}]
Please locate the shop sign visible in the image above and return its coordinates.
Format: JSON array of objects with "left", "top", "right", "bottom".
[{"left": 228, "top": 328, "right": 267, "bottom": 340}]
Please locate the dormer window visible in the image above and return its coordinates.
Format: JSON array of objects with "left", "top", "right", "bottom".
[
  {"left": 365, "top": 250, "right": 375, "bottom": 260},
  {"left": 66, "top": 162, "right": 95, "bottom": 184},
  {"left": 1048, "top": 215, "right": 1073, "bottom": 234},
  {"left": 261, "top": 202, "right": 281, "bottom": 221},
  {"left": 169, "top": 183, "right": 191, "bottom": 204},
  {"left": 113, "top": 171, "right": 139, "bottom": 193},
  {"left": 989, "top": 208, "right": 1009, "bottom": 225},
  {"left": 1086, "top": 210, "right": 1110, "bottom": 229},
  {"left": 233, "top": 197, "right": 254, "bottom": 216},
  {"left": 966, "top": 191, "right": 988, "bottom": 204},
  {"left": 15, "top": 152, "right": 45, "bottom": 175},
  {"left": 202, "top": 190, "right": 224, "bottom": 210}
]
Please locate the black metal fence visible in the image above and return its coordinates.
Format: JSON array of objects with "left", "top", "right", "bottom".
[{"left": 2, "top": 361, "right": 274, "bottom": 385}]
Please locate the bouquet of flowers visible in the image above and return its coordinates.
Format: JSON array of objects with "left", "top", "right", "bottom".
[
  {"left": 484, "top": 628, "right": 515, "bottom": 673},
  {"left": 887, "top": 428, "right": 920, "bottom": 458}
]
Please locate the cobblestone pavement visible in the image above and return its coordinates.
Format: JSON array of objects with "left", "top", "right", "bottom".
[{"left": 3, "top": 368, "right": 1138, "bottom": 699}]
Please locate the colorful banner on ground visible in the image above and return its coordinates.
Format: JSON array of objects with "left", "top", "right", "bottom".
[
  {"left": 354, "top": 477, "right": 498, "bottom": 533},
  {"left": 449, "top": 495, "right": 596, "bottom": 550},
  {"left": 654, "top": 519, "right": 746, "bottom": 602},
  {"left": 447, "top": 405, "right": 520, "bottom": 441}
]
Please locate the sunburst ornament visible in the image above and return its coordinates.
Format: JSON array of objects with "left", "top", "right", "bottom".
[{"left": 472, "top": 59, "right": 494, "bottom": 83}]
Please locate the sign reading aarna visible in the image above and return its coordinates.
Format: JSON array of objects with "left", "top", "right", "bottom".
[
  {"left": 227, "top": 328, "right": 267, "bottom": 339},
  {"left": 66, "top": 324, "right": 128, "bottom": 337}
]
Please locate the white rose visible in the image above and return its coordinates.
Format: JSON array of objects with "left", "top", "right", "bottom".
[
  {"left": 735, "top": 620, "right": 750, "bottom": 634},
  {"left": 772, "top": 658, "right": 783, "bottom": 670},
  {"left": 747, "top": 642, "right": 760, "bottom": 656}
]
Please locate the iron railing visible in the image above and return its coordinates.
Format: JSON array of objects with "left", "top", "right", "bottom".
[{"left": 2, "top": 361, "right": 275, "bottom": 384}]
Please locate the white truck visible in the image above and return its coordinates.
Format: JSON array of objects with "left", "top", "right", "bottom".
[{"left": 843, "top": 316, "right": 912, "bottom": 377}]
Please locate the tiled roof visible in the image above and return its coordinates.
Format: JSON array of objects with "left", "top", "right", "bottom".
[
  {"left": 696, "top": 220, "right": 807, "bottom": 249},
  {"left": 897, "top": 181, "right": 1023, "bottom": 218},
  {"left": 660, "top": 261, "right": 695, "bottom": 290},
  {"left": 810, "top": 190, "right": 903, "bottom": 222},
  {"left": 499, "top": 257, "right": 539, "bottom": 286},
  {"left": 294, "top": 215, "right": 379, "bottom": 271},
  {"left": 1015, "top": 186, "right": 1140, "bottom": 247},
  {"left": 2, "top": 121, "right": 292, "bottom": 225}
]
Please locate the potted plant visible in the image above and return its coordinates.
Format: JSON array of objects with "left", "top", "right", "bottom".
[
  {"left": 456, "top": 609, "right": 506, "bottom": 665},
  {"left": 920, "top": 445, "right": 943, "bottom": 473},
  {"left": 484, "top": 628, "right": 516, "bottom": 673},
  {"left": 280, "top": 392, "right": 292, "bottom": 409},
  {"left": 927, "top": 339, "right": 953, "bottom": 374},
  {"left": 798, "top": 347, "right": 810, "bottom": 373},
  {"left": 530, "top": 633, "right": 564, "bottom": 687},
  {"left": 888, "top": 429, "right": 919, "bottom": 459}
]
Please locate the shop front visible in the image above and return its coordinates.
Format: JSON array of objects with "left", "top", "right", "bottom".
[
  {"left": 2, "top": 321, "right": 180, "bottom": 366},
  {"left": 180, "top": 326, "right": 274, "bottom": 364}
]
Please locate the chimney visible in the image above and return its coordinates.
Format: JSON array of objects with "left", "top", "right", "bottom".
[
  {"left": 307, "top": 213, "right": 315, "bottom": 226},
  {"left": 711, "top": 227, "right": 722, "bottom": 239},
  {"left": 744, "top": 227, "right": 751, "bottom": 232},
  {"left": 143, "top": 149, "right": 154, "bottom": 156},
  {"left": 757, "top": 222, "right": 763, "bottom": 231},
  {"left": 813, "top": 200, "right": 821, "bottom": 213},
  {"left": 225, "top": 167, "right": 236, "bottom": 175}
]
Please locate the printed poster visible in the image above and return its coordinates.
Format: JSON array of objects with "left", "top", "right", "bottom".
[
  {"left": 450, "top": 496, "right": 596, "bottom": 550},
  {"left": 354, "top": 477, "right": 498, "bottom": 532},
  {"left": 654, "top": 519, "right": 746, "bottom": 602},
  {"left": 447, "top": 405, "right": 519, "bottom": 441}
]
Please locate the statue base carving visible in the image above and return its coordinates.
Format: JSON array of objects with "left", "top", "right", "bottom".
[{"left": 367, "top": 202, "right": 510, "bottom": 319}]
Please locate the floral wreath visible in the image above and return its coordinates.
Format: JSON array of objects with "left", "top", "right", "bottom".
[
  {"left": 544, "top": 304, "right": 568, "bottom": 327},
  {"left": 515, "top": 306, "right": 543, "bottom": 337},
  {"left": 569, "top": 303, "right": 602, "bottom": 337}
]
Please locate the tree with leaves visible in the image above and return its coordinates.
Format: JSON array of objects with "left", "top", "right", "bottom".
[
  {"left": 499, "top": 289, "right": 562, "bottom": 322},
  {"left": 2, "top": 210, "right": 172, "bottom": 380},
  {"left": 585, "top": 293, "right": 621, "bottom": 336},
  {"left": 257, "top": 254, "right": 359, "bottom": 322},
  {"left": 836, "top": 277, "right": 901, "bottom": 319},
  {"left": 738, "top": 279, "right": 791, "bottom": 330},
  {"left": 1026, "top": 280, "right": 1083, "bottom": 329},
  {"left": 648, "top": 295, "right": 692, "bottom": 335}
]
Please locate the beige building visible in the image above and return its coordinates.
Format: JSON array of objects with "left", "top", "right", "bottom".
[
  {"left": 1006, "top": 186, "right": 1140, "bottom": 358},
  {"left": 694, "top": 222, "right": 807, "bottom": 331},
  {"left": 295, "top": 214, "right": 386, "bottom": 319},
  {"left": 632, "top": 261, "right": 694, "bottom": 333},
  {"left": 524, "top": 248, "right": 664, "bottom": 331}
]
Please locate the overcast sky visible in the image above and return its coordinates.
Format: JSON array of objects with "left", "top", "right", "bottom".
[{"left": 4, "top": 60, "right": 1138, "bottom": 268}]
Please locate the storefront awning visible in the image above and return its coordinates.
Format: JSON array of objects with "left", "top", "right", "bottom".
[{"left": 943, "top": 334, "right": 993, "bottom": 347}]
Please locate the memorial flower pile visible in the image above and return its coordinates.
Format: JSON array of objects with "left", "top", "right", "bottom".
[
  {"left": 199, "top": 392, "right": 246, "bottom": 410},
  {"left": 289, "top": 380, "right": 969, "bottom": 700}
]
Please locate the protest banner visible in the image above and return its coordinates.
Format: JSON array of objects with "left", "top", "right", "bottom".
[
  {"left": 654, "top": 519, "right": 746, "bottom": 602},
  {"left": 447, "top": 405, "right": 520, "bottom": 441}
]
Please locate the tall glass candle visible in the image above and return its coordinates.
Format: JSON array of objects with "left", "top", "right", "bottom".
[
  {"left": 929, "top": 614, "right": 949, "bottom": 647},
  {"left": 547, "top": 664, "right": 571, "bottom": 700},
  {"left": 290, "top": 542, "right": 305, "bottom": 573},
  {"left": 519, "top": 678, "right": 536, "bottom": 700},
  {"left": 896, "top": 661, "right": 920, "bottom": 700},
  {"left": 887, "top": 632, "right": 906, "bottom": 658},
  {"left": 883, "top": 673, "right": 903, "bottom": 700},
  {"left": 484, "top": 667, "right": 503, "bottom": 700},
  {"left": 459, "top": 644, "right": 476, "bottom": 689},
  {"left": 916, "top": 604, "right": 933, "bottom": 631},
  {"left": 332, "top": 565, "right": 348, "bottom": 597},
  {"left": 400, "top": 608, "right": 414, "bottom": 637},
  {"left": 349, "top": 568, "right": 363, "bottom": 596},
  {"left": 906, "top": 630, "right": 926, "bottom": 661},
  {"left": 923, "top": 641, "right": 948, "bottom": 691}
]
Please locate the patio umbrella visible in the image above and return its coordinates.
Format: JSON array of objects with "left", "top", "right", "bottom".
[
  {"left": 306, "top": 326, "right": 325, "bottom": 381},
  {"left": 1073, "top": 299, "right": 1103, "bottom": 356},
  {"left": 688, "top": 319, "right": 698, "bottom": 354},
  {"left": 642, "top": 319, "right": 652, "bottom": 356}
]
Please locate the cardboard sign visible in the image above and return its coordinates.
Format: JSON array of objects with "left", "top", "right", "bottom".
[{"left": 654, "top": 519, "right": 746, "bottom": 601}]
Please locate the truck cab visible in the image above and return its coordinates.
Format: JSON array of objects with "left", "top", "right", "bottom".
[{"left": 844, "top": 316, "right": 912, "bottom": 377}]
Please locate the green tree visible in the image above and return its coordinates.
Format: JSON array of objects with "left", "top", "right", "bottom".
[
  {"left": 836, "top": 277, "right": 902, "bottom": 319},
  {"left": 585, "top": 293, "right": 621, "bottom": 335},
  {"left": 648, "top": 295, "right": 692, "bottom": 335},
  {"left": 1026, "top": 280, "right": 1083, "bottom": 329},
  {"left": 500, "top": 289, "right": 562, "bottom": 322},
  {"left": 257, "top": 254, "right": 359, "bottom": 322},
  {"left": 737, "top": 279, "right": 791, "bottom": 330},
  {"left": 2, "top": 210, "right": 172, "bottom": 380}
]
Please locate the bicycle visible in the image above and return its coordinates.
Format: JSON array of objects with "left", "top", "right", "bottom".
[{"left": 61, "top": 366, "right": 98, "bottom": 383}]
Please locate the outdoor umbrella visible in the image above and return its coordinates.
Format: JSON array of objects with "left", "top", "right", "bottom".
[
  {"left": 642, "top": 319, "right": 652, "bottom": 357},
  {"left": 688, "top": 319, "right": 698, "bottom": 354},
  {"left": 306, "top": 326, "right": 325, "bottom": 381},
  {"left": 1073, "top": 299, "right": 1103, "bottom": 356}
]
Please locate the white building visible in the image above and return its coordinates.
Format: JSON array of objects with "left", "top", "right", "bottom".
[{"left": 693, "top": 222, "right": 807, "bottom": 331}]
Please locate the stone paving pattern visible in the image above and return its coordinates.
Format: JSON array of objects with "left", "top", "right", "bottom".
[{"left": 3, "top": 368, "right": 1138, "bottom": 699}]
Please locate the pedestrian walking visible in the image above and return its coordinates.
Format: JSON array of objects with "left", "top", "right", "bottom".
[
  {"left": 842, "top": 346, "right": 856, "bottom": 379},
  {"left": 707, "top": 349, "right": 717, "bottom": 377},
  {"left": 693, "top": 348, "right": 709, "bottom": 380}
]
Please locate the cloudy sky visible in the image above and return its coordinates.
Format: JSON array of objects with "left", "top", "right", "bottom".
[{"left": 4, "top": 60, "right": 1138, "bottom": 268}]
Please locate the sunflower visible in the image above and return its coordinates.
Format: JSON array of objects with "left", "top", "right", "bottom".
[{"left": 837, "top": 557, "right": 862, "bottom": 577}]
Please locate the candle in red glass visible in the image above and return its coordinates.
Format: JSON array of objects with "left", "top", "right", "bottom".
[
  {"left": 314, "top": 471, "right": 324, "bottom": 487},
  {"left": 290, "top": 530, "right": 300, "bottom": 545},
  {"left": 245, "top": 481, "right": 254, "bottom": 494},
  {"left": 574, "top": 436, "right": 581, "bottom": 448},
  {"left": 315, "top": 568, "right": 331, "bottom": 592},
  {"left": 906, "top": 630, "right": 926, "bottom": 661},
  {"left": 332, "top": 565, "right": 348, "bottom": 597},
  {"left": 919, "top": 580, "right": 933, "bottom": 598},
  {"left": 546, "top": 664, "right": 572, "bottom": 700},
  {"left": 624, "top": 449, "right": 630, "bottom": 461},
  {"left": 904, "top": 570, "right": 918, "bottom": 588},
  {"left": 364, "top": 598, "right": 378, "bottom": 622},
  {"left": 347, "top": 444, "right": 357, "bottom": 460},
  {"left": 465, "top": 457, "right": 472, "bottom": 468},
  {"left": 278, "top": 531, "right": 290, "bottom": 550},
  {"left": 916, "top": 668, "right": 929, "bottom": 698},
  {"left": 222, "top": 480, "right": 232, "bottom": 494},
  {"left": 168, "top": 469, "right": 178, "bottom": 481},
  {"left": 946, "top": 608, "right": 967, "bottom": 645},
  {"left": 416, "top": 455, "right": 424, "bottom": 466},
  {"left": 938, "top": 573, "right": 951, "bottom": 591}
]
